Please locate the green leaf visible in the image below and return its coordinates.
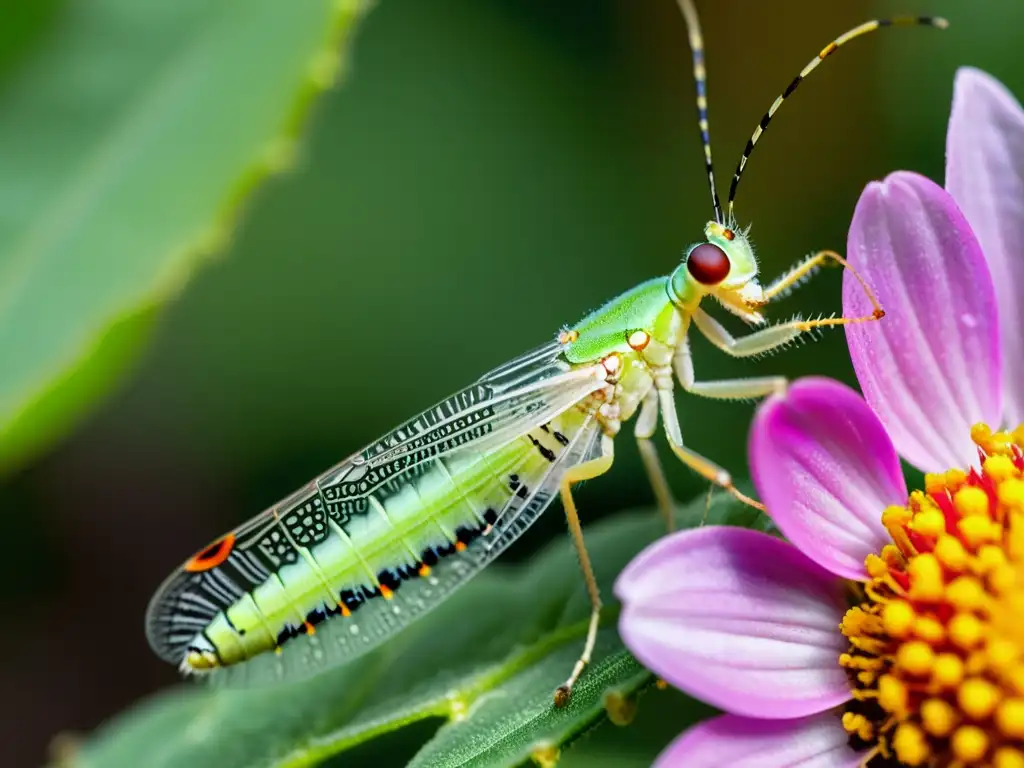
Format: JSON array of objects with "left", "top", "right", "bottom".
[
  {"left": 403, "top": 633, "right": 648, "bottom": 768},
  {"left": 560, "top": 686, "right": 715, "bottom": 768},
  {"left": 0, "top": 0, "right": 371, "bottom": 471},
  {"left": 72, "top": 494, "right": 770, "bottom": 768}
]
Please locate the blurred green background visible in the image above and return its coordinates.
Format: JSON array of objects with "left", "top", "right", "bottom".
[{"left": 1, "top": 0, "right": 1021, "bottom": 765}]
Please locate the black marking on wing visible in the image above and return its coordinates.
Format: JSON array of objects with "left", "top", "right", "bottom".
[
  {"left": 266, "top": 514, "right": 500, "bottom": 655},
  {"left": 529, "top": 434, "right": 557, "bottom": 462}
]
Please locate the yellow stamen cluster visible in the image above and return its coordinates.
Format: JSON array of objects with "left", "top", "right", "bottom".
[{"left": 839, "top": 424, "right": 1024, "bottom": 767}]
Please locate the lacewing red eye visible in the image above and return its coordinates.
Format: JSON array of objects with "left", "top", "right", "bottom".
[{"left": 686, "top": 242, "right": 731, "bottom": 285}]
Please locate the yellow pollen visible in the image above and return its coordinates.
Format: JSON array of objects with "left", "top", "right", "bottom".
[
  {"left": 956, "top": 485, "right": 991, "bottom": 517},
  {"left": 991, "top": 563, "right": 1017, "bottom": 594},
  {"left": 884, "top": 505, "right": 916, "bottom": 551},
  {"left": 985, "top": 454, "right": 1017, "bottom": 483},
  {"left": 988, "top": 637, "right": 1020, "bottom": 671},
  {"left": 920, "top": 697, "right": 958, "bottom": 736},
  {"left": 878, "top": 673, "right": 910, "bottom": 715},
  {"left": 994, "top": 747, "right": 1024, "bottom": 768},
  {"left": 908, "top": 554, "right": 945, "bottom": 601},
  {"left": 972, "top": 422, "right": 996, "bottom": 446},
  {"left": 934, "top": 652, "right": 966, "bottom": 688},
  {"left": 978, "top": 544, "right": 1009, "bottom": 573},
  {"left": 947, "top": 467, "right": 969, "bottom": 487},
  {"left": 950, "top": 612, "right": 985, "bottom": 650},
  {"left": 892, "top": 722, "right": 930, "bottom": 765},
  {"left": 959, "top": 677, "right": 1002, "bottom": 719},
  {"left": 866, "top": 553, "right": 889, "bottom": 579},
  {"left": 1000, "top": 478, "right": 1024, "bottom": 510},
  {"left": 961, "top": 514, "right": 997, "bottom": 548},
  {"left": 913, "top": 615, "right": 945, "bottom": 644},
  {"left": 881, "top": 542, "right": 903, "bottom": 562},
  {"left": 936, "top": 534, "right": 970, "bottom": 570},
  {"left": 952, "top": 724, "right": 989, "bottom": 763},
  {"left": 947, "top": 575, "right": 986, "bottom": 611},
  {"left": 842, "top": 711, "right": 875, "bottom": 741},
  {"left": 897, "top": 641, "right": 935, "bottom": 676},
  {"left": 925, "top": 472, "right": 947, "bottom": 495},
  {"left": 912, "top": 509, "right": 945, "bottom": 537},
  {"left": 997, "top": 698, "right": 1024, "bottom": 738},
  {"left": 839, "top": 422, "right": 1024, "bottom": 766},
  {"left": 882, "top": 600, "right": 915, "bottom": 637}
]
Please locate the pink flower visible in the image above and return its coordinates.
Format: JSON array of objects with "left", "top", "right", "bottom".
[{"left": 615, "top": 68, "right": 1024, "bottom": 768}]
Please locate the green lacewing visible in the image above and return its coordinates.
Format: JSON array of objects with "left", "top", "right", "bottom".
[{"left": 146, "top": 4, "right": 943, "bottom": 704}]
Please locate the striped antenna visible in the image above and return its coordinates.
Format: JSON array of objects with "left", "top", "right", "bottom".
[
  {"left": 676, "top": 0, "right": 723, "bottom": 224},
  {"left": 726, "top": 15, "right": 948, "bottom": 220}
]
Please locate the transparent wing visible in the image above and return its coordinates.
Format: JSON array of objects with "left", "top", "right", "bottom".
[
  {"left": 319, "top": 340, "right": 603, "bottom": 487},
  {"left": 215, "top": 409, "right": 602, "bottom": 686},
  {"left": 146, "top": 339, "right": 608, "bottom": 682}
]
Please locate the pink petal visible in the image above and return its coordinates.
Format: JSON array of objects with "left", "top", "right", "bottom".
[
  {"left": 615, "top": 526, "right": 850, "bottom": 719},
  {"left": 749, "top": 378, "right": 903, "bottom": 581},
  {"left": 843, "top": 171, "right": 1001, "bottom": 473},
  {"left": 656, "top": 712, "right": 862, "bottom": 768},
  {"left": 947, "top": 67, "right": 1024, "bottom": 428}
]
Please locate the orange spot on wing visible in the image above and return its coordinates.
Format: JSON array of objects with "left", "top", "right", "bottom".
[
  {"left": 380, "top": 584, "right": 394, "bottom": 600},
  {"left": 455, "top": 541, "right": 467, "bottom": 552},
  {"left": 418, "top": 564, "right": 431, "bottom": 577},
  {"left": 184, "top": 533, "right": 236, "bottom": 572},
  {"left": 338, "top": 601, "right": 351, "bottom": 617},
  {"left": 304, "top": 621, "right": 316, "bottom": 635}
]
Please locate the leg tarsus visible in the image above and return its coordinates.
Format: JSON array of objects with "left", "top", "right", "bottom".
[
  {"left": 554, "top": 435, "right": 614, "bottom": 706},
  {"left": 554, "top": 607, "right": 601, "bottom": 708},
  {"left": 762, "top": 249, "right": 884, "bottom": 323},
  {"left": 691, "top": 248, "right": 885, "bottom": 361},
  {"left": 702, "top": 483, "right": 715, "bottom": 527}
]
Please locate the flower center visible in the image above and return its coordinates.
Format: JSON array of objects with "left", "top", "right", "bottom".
[{"left": 840, "top": 424, "right": 1024, "bottom": 767}]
